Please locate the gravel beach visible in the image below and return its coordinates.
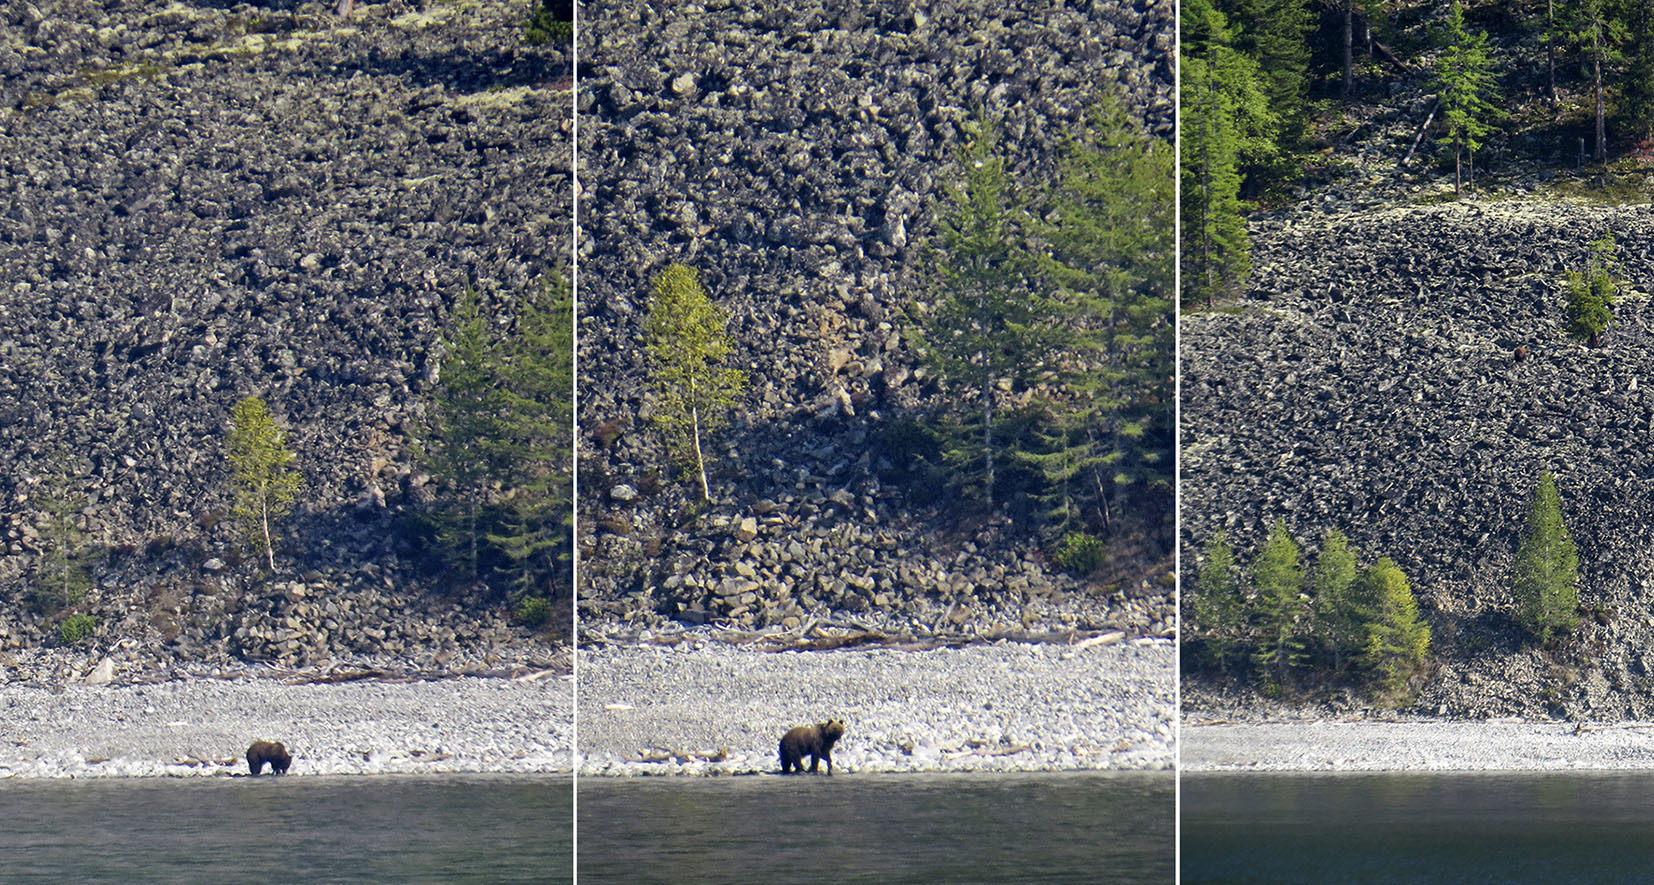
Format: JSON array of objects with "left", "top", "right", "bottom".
[
  {"left": 576, "top": 638, "right": 1175, "bottom": 775},
  {"left": 1183, "top": 719, "right": 1654, "bottom": 771},
  {"left": 0, "top": 675, "right": 572, "bottom": 778}
]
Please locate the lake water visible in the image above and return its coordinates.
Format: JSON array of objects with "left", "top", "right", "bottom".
[
  {"left": 578, "top": 771, "right": 1172, "bottom": 883},
  {"left": 0, "top": 775, "right": 571, "bottom": 883},
  {"left": 1184, "top": 771, "right": 1654, "bottom": 883}
]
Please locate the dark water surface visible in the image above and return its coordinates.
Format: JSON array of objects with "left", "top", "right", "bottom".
[
  {"left": 1185, "top": 771, "right": 1654, "bottom": 883},
  {"left": 578, "top": 771, "right": 1172, "bottom": 883},
  {"left": 0, "top": 775, "right": 571, "bottom": 883}
]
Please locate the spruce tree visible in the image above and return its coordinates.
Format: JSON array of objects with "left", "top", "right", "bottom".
[
  {"left": 922, "top": 116, "right": 1051, "bottom": 508},
  {"left": 1434, "top": 2, "right": 1501, "bottom": 196},
  {"left": 1310, "top": 528, "right": 1363, "bottom": 677},
  {"left": 1191, "top": 530, "right": 1247, "bottom": 673},
  {"left": 644, "top": 263, "right": 745, "bottom": 503},
  {"left": 227, "top": 395, "right": 304, "bottom": 573},
  {"left": 31, "top": 464, "right": 96, "bottom": 613},
  {"left": 1564, "top": 234, "right": 1618, "bottom": 346},
  {"left": 1361, "top": 557, "right": 1431, "bottom": 699},
  {"left": 1622, "top": 3, "right": 1654, "bottom": 141},
  {"left": 1512, "top": 471, "right": 1581, "bottom": 645},
  {"left": 1566, "top": 0, "right": 1627, "bottom": 161},
  {"left": 1218, "top": 0, "right": 1315, "bottom": 148},
  {"left": 1251, "top": 520, "right": 1307, "bottom": 689}
]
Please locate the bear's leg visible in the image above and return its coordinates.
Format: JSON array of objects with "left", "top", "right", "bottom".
[
  {"left": 808, "top": 754, "right": 820, "bottom": 773},
  {"left": 823, "top": 751, "right": 832, "bottom": 775}
]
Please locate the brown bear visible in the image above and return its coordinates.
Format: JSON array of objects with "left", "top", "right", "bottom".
[
  {"left": 246, "top": 740, "right": 292, "bottom": 776},
  {"left": 779, "top": 719, "right": 845, "bottom": 775}
]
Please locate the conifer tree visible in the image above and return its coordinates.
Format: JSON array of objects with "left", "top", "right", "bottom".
[
  {"left": 1566, "top": 0, "right": 1627, "bottom": 161},
  {"left": 644, "top": 263, "right": 745, "bottom": 503},
  {"left": 1622, "top": 3, "right": 1654, "bottom": 141},
  {"left": 425, "top": 287, "right": 515, "bottom": 582},
  {"left": 922, "top": 117, "right": 1051, "bottom": 508},
  {"left": 1191, "top": 530, "right": 1247, "bottom": 673},
  {"left": 1564, "top": 234, "right": 1618, "bottom": 346},
  {"left": 227, "top": 395, "right": 304, "bottom": 573},
  {"left": 1512, "top": 471, "right": 1581, "bottom": 645},
  {"left": 1310, "top": 528, "right": 1363, "bottom": 677},
  {"left": 1251, "top": 520, "right": 1307, "bottom": 689},
  {"left": 1361, "top": 557, "right": 1431, "bottom": 699},
  {"left": 1434, "top": 2, "right": 1502, "bottom": 196},
  {"left": 1218, "top": 0, "right": 1315, "bottom": 147},
  {"left": 31, "top": 464, "right": 96, "bottom": 613}
]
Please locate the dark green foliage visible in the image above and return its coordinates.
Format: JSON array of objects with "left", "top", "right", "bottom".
[
  {"left": 1623, "top": 3, "right": 1654, "bottom": 141},
  {"left": 1310, "top": 529, "right": 1365, "bottom": 678},
  {"left": 513, "top": 596, "right": 554, "bottom": 628},
  {"left": 1512, "top": 471, "right": 1581, "bottom": 645},
  {"left": 525, "top": 1, "right": 572, "bottom": 45},
  {"left": 1250, "top": 520, "right": 1308, "bottom": 688},
  {"left": 1216, "top": 0, "right": 1315, "bottom": 147},
  {"left": 643, "top": 264, "right": 746, "bottom": 503},
  {"left": 1565, "top": 0, "right": 1628, "bottom": 161},
  {"left": 58, "top": 613, "right": 96, "bottom": 646},
  {"left": 1564, "top": 235, "right": 1618, "bottom": 344},
  {"left": 1053, "top": 532, "right": 1107, "bottom": 576},
  {"left": 1189, "top": 530, "right": 1248, "bottom": 673},
  {"left": 1361, "top": 557, "right": 1431, "bottom": 700},
  {"left": 1434, "top": 2, "right": 1502, "bottom": 196},
  {"left": 30, "top": 465, "right": 97, "bottom": 614},
  {"left": 1181, "top": 0, "right": 1277, "bottom": 307},
  {"left": 423, "top": 276, "right": 575, "bottom": 602}
]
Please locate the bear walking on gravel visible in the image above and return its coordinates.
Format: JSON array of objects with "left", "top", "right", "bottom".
[
  {"left": 246, "top": 740, "right": 293, "bottom": 776},
  {"left": 779, "top": 719, "right": 845, "bottom": 775}
]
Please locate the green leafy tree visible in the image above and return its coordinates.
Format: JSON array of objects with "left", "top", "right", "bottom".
[
  {"left": 644, "top": 263, "right": 746, "bottom": 502},
  {"left": 1434, "top": 2, "right": 1502, "bottom": 196},
  {"left": 921, "top": 117, "right": 1052, "bottom": 508},
  {"left": 1564, "top": 234, "right": 1618, "bottom": 346},
  {"left": 227, "top": 396, "right": 304, "bottom": 573},
  {"left": 1023, "top": 92, "right": 1174, "bottom": 538},
  {"left": 1361, "top": 557, "right": 1431, "bottom": 699},
  {"left": 1310, "top": 528, "right": 1364, "bottom": 677},
  {"left": 1251, "top": 520, "right": 1307, "bottom": 689},
  {"left": 1182, "top": 0, "right": 1277, "bottom": 307},
  {"left": 487, "top": 274, "right": 575, "bottom": 601},
  {"left": 425, "top": 287, "right": 516, "bottom": 581},
  {"left": 1190, "top": 530, "right": 1248, "bottom": 673},
  {"left": 1512, "top": 471, "right": 1581, "bottom": 645}
]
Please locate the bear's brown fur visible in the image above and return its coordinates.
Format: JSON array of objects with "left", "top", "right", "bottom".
[
  {"left": 246, "top": 740, "right": 292, "bottom": 776},
  {"left": 779, "top": 719, "right": 845, "bottom": 775}
]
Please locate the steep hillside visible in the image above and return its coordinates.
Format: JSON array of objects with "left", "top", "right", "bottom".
[
  {"left": 0, "top": 0, "right": 571, "bottom": 679},
  {"left": 577, "top": 0, "right": 1176, "bottom": 640}
]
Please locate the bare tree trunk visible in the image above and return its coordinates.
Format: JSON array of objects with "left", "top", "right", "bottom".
[
  {"left": 261, "top": 493, "right": 275, "bottom": 572},
  {"left": 1548, "top": 0, "right": 1557, "bottom": 103},
  {"left": 981, "top": 368, "right": 994, "bottom": 510},
  {"left": 1455, "top": 142, "right": 1462, "bottom": 196},
  {"left": 691, "top": 404, "right": 711, "bottom": 502},
  {"left": 1595, "top": 43, "right": 1607, "bottom": 161},
  {"left": 1342, "top": 0, "right": 1354, "bottom": 99}
]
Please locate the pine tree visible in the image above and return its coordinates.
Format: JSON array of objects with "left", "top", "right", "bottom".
[
  {"left": 1182, "top": 0, "right": 1277, "bottom": 307},
  {"left": 425, "top": 287, "right": 516, "bottom": 582},
  {"left": 644, "top": 263, "right": 745, "bottom": 503},
  {"left": 1310, "top": 528, "right": 1363, "bottom": 677},
  {"left": 1434, "top": 2, "right": 1501, "bottom": 196},
  {"left": 31, "top": 464, "right": 97, "bottom": 613},
  {"left": 1361, "top": 557, "right": 1431, "bottom": 699},
  {"left": 1190, "top": 530, "right": 1247, "bottom": 673},
  {"left": 1622, "top": 3, "right": 1654, "bottom": 141},
  {"left": 1564, "top": 234, "right": 1618, "bottom": 346},
  {"left": 1218, "top": 0, "right": 1316, "bottom": 148},
  {"left": 1512, "top": 471, "right": 1581, "bottom": 645},
  {"left": 227, "top": 395, "right": 304, "bottom": 573},
  {"left": 1566, "top": 0, "right": 1627, "bottom": 161},
  {"left": 487, "top": 273, "right": 575, "bottom": 601},
  {"left": 921, "top": 116, "right": 1052, "bottom": 508},
  {"left": 1251, "top": 520, "right": 1307, "bottom": 689},
  {"left": 1023, "top": 92, "right": 1174, "bottom": 538}
]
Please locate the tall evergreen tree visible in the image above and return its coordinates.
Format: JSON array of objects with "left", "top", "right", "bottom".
[
  {"left": 31, "top": 463, "right": 97, "bottom": 613},
  {"left": 1251, "top": 520, "right": 1307, "bottom": 689},
  {"left": 1218, "top": 0, "right": 1316, "bottom": 147},
  {"left": 1566, "top": 0, "right": 1627, "bottom": 161},
  {"left": 1361, "top": 557, "right": 1431, "bottom": 699},
  {"left": 1434, "top": 2, "right": 1502, "bottom": 196},
  {"left": 227, "top": 395, "right": 304, "bottom": 573},
  {"left": 1181, "top": 0, "right": 1276, "bottom": 307},
  {"left": 1512, "top": 471, "right": 1581, "bottom": 645},
  {"left": 1191, "top": 530, "right": 1248, "bottom": 673},
  {"left": 644, "top": 263, "right": 746, "bottom": 503},
  {"left": 1622, "top": 2, "right": 1654, "bottom": 142},
  {"left": 1310, "top": 528, "right": 1363, "bottom": 678},
  {"left": 922, "top": 117, "right": 1052, "bottom": 508}
]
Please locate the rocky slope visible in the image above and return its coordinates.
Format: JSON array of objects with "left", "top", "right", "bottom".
[
  {"left": 1182, "top": 196, "right": 1654, "bottom": 720},
  {"left": 0, "top": 0, "right": 571, "bottom": 674},
  {"left": 576, "top": 0, "right": 1176, "bottom": 639}
]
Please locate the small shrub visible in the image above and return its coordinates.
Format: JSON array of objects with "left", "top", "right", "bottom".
[
  {"left": 1053, "top": 532, "right": 1107, "bottom": 575},
  {"left": 525, "top": 1, "right": 572, "bottom": 45},
  {"left": 513, "top": 596, "right": 553, "bottom": 628},
  {"left": 1564, "top": 235, "right": 1617, "bottom": 345},
  {"left": 59, "top": 613, "right": 96, "bottom": 645}
]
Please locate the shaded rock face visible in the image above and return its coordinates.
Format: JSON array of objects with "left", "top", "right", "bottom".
[
  {"left": 0, "top": 1, "right": 572, "bottom": 665},
  {"left": 577, "top": 0, "right": 1175, "bottom": 636},
  {"left": 1181, "top": 199, "right": 1654, "bottom": 719}
]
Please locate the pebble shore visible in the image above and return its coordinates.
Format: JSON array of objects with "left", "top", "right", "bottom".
[
  {"left": 0, "top": 674, "right": 572, "bottom": 778},
  {"left": 576, "top": 637, "right": 1175, "bottom": 775},
  {"left": 1184, "top": 719, "right": 1654, "bottom": 771}
]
